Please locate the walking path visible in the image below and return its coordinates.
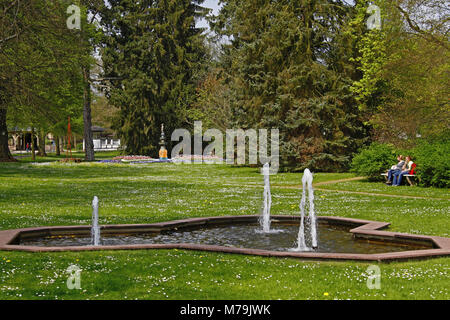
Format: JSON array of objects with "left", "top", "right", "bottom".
[{"left": 271, "top": 176, "right": 366, "bottom": 189}]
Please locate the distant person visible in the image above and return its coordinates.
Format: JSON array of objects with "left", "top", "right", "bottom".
[
  {"left": 385, "top": 155, "right": 405, "bottom": 185},
  {"left": 26, "top": 143, "right": 30, "bottom": 152},
  {"left": 392, "top": 156, "right": 414, "bottom": 186}
]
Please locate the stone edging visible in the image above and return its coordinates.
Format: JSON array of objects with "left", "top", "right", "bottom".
[{"left": 0, "top": 215, "right": 449, "bottom": 262}]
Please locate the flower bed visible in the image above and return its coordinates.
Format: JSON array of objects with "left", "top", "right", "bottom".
[
  {"left": 172, "top": 155, "right": 223, "bottom": 163},
  {"left": 112, "top": 156, "right": 156, "bottom": 161}
]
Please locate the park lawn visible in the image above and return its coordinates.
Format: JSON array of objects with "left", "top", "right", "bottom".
[
  {"left": 1, "top": 251, "right": 448, "bottom": 300},
  {"left": 0, "top": 159, "right": 448, "bottom": 300},
  {"left": 315, "top": 179, "right": 450, "bottom": 199},
  {"left": 12, "top": 151, "right": 120, "bottom": 163}
]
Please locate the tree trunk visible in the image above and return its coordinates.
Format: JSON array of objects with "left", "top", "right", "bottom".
[
  {"left": 31, "top": 127, "right": 36, "bottom": 161},
  {"left": 0, "top": 107, "right": 15, "bottom": 162},
  {"left": 55, "top": 135, "right": 61, "bottom": 156},
  {"left": 37, "top": 129, "right": 47, "bottom": 157},
  {"left": 83, "top": 67, "right": 95, "bottom": 161}
]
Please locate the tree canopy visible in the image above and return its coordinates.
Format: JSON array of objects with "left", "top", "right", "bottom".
[
  {"left": 100, "top": 0, "right": 209, "bottom": 155},
  {"left": 0, "top": 0, "right": 448, "bottom": 170}
]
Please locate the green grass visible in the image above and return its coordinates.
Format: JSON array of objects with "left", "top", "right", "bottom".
[
  {"left": 1, "top": 251, "right": 448, "bottom": 300},
  {"left": 316, "top": 179, "right": 450, "bottom": 199},
  {"left": 0, "top": 156, "right": 449, "bottom": 300},
  {"left": 11, "top": 151, "right": 120, "bottom": 163}
]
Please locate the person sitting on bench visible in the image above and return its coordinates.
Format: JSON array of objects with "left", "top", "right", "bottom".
[
  {"left": 385, "top": 155, "right": 405, "bottom": 185},
  {"left": 392, "top": 156, "right": 415, "bottom": 186}
]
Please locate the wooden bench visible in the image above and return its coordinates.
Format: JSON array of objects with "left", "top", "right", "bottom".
[{"left": 381, "top": 172, "right": 419, "bottom": 186}]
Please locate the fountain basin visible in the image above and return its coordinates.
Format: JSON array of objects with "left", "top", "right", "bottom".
[{"left": 0, "top": 215, "right": 449, "bottom": 262}]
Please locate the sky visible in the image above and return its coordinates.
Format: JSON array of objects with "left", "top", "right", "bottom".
[
  {"left": 203, "top": 0, "right": 222, "bottom": 14},
  {"left": 196, "top": 0, "right": 222, "bottom": 29}
]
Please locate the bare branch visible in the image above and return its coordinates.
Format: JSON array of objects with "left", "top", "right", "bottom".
[
  {"left": 395, "top": 4, "right": 450, "bottom": 50},
  {"left": 2, "top": 0, "right": 18, "bottom": 14},
  {"left": 89, "top": 77, "right": 123, "bottom": 82},
  {"left": 0, "top": 33, "right": 18, "bottom": 44}
]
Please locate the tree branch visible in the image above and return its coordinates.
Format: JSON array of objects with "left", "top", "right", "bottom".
[
  {"left": 0, "top": 33, "right": 18, "bottom": 44},
  {"left": 395, "top": 4, "right": 449, "bottom": 50},
  {"left": 89, "top": 77, "right": 123, "bottom": 82},
  {"left": 2, "top": 0, "right": 18, "bottom": 14}
]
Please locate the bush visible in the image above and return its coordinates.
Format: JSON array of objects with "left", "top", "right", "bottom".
[
  {"left": 76, "top": 142, "right": 84, "bottom": 151},
  {"left": 414, "top": 136, "right": 450, "bottom": 188},
  {"left": 350, "top": 143, "right": 397, "bottom": 181}
]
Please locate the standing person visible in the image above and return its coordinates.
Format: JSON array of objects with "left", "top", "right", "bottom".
[
  {"left": 392, "top": 156, "right": 414, "bottom": 186},
  {"left": 385, "top": 155, "right": 405, "bottom": 185},
  {"left": 26, "top": 143, "right": 30, "bottom": 152}
]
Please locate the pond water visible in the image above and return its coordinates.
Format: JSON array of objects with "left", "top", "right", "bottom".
[{"left": 20, "top": 222, "right": 428, "bottom": 254}]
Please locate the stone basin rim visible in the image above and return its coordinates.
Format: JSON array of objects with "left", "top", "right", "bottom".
[{"left": 0, "top": 215, "right": 449, "bottom": 262}]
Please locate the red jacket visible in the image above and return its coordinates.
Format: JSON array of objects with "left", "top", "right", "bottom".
[{"left": 409, "top": 163, "right": 417, "bottom": 175}]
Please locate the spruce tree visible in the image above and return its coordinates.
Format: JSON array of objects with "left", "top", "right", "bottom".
[
  {"left": 100, "top": 0, "right": 208, "bottom": 156},
  {"left": 214, "top": 0, "right": 367, "bottom": 171}
]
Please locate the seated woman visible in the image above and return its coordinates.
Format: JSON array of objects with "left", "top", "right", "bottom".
[
  {"left": 386, "top": 155, "right": 404, "bottom": 185},
  {"left": 392, "top": 156, "right": 414, "bottom": 186}
]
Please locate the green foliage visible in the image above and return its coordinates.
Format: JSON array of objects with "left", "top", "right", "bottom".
[
  {"left": 413, "top": 134, "right": 450, "bottom": 188},
  {"left": 350, "top": 143, "right": 397, "bottom": 180},
  {"left": 186, "top": 67, "right": 235, "bottom": 131},
  {"left": 0, "top": 0, "right": 96, "bottom": 160},
  {"left": 213, "top": 0, "right": 368, "bottom": 171},
  {"left": 349, "top": 0, "right": 389, "bottom": 114},
  {"left": 374, "top": 36, "right": 450, "bottom": 147},
  {"left": 351, "top": 135, "right": 450, "bottom": 188},
  {"left": 75, "top": 142, "right": 84, "bottom": 152},
  {"left": 100, "top": 0, "right": 208, "bottom": 156},
  {"left": 349, "top": 0, "right": 449, "bottom": 147},
  {"left": 0, "top": 162, "right": 449, "bottom": 299}
]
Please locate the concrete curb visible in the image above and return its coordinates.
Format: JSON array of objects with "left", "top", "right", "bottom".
[{"left": 0, "top": 215, "right": 449, "bottom": 262}]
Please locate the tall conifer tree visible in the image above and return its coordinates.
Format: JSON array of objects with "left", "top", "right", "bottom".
[
  {"left": 100, "top": 0, "right": 208, "bottom": 156},
  {"left": 213, "top": 0, "right": 368, "bottom": 171}
]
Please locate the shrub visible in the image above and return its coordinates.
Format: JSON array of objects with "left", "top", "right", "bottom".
[
  {"left": 76, "top": 142, "right": 84, "bottom": 151},
  {"left": 414, "top": 136, "right": 450, "bottom": 188},
  {"left": 350, "top": 143, "right": 397, "bottom": 181}
]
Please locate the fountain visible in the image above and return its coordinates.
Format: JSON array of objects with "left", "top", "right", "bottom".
[
  {"left": 292, "top": 168, "right": 318, "bottom": 251},
  {"left": 6, "top": 170, "right": 448, "bottom": 262},
  {"left": 15, "top": 215, "right": 438, "bottom": 259},
  {"left": 91, "top": 196, "right": 101, "bottom": 246},
  {"left": 259, "top": 163, "right": 272, "bottom": 232},
  {"left": 257, "top": 163, "right": 284, "bottom": 234}
]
